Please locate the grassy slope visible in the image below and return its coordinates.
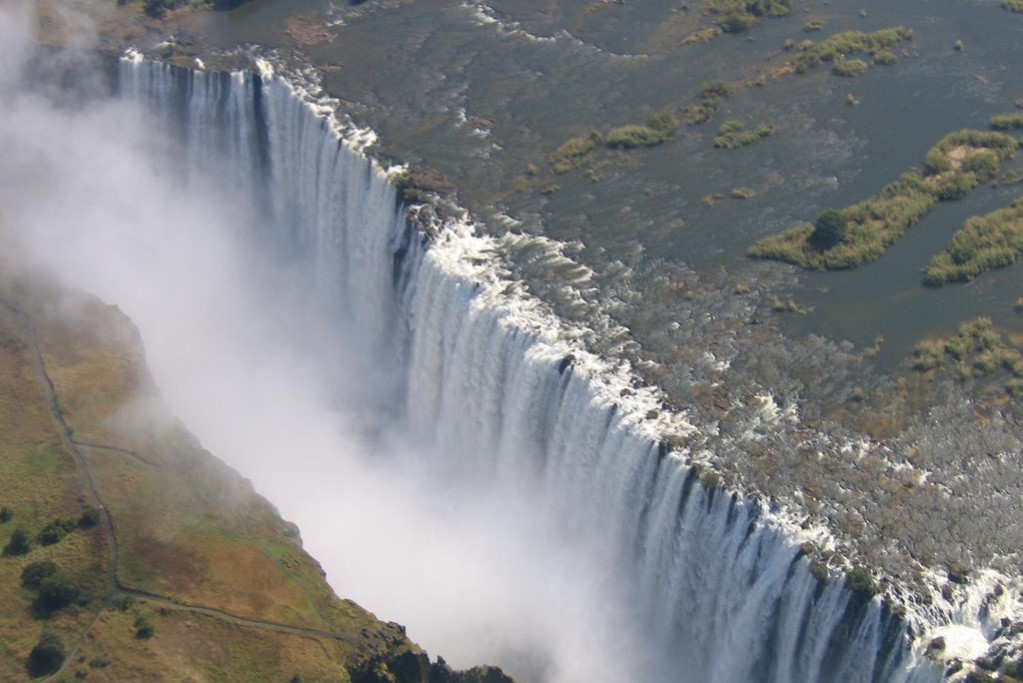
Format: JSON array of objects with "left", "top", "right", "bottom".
[{"left": 0, "top": 268, "right": 504, "bottom": 682}]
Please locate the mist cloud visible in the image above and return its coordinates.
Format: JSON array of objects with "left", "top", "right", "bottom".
[{"left": 0, "top": 7, "right": 653, "bottom": 683}]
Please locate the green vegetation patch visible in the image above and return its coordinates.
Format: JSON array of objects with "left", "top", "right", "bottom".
[
  {"left": 683, "top": 81, "right": 732, "bottom": 126},
  {"left": 606, "top": 112, "right": 680, "bottom": 149},
  {"left": 924, "top": 199, "right": 1023, "bottom": 285},
  {"left": 1004, "top": 0, "right": 1023, "bottom": 13},
  {"left": 549, "top": 131, "right": 602, "bottom": 175},
  {"left": 713, "top": 120, "right": 774, "bottom": 149},
  {"left": 749, "top": 130, "right": 1018, "bottom": 269},
  {"left": 991, "top": 113, "right": 1023, "bottom": 131},
  {"left": 832, "top": 58, "right": 869, "bottom": 77},
  {"left": 705, "top": 0, "right": 793, "bottom": 33},
  {"left": 789, "top": 26, "right": 913, "bottom": 75}
]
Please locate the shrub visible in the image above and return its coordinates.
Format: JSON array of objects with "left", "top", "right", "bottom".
[
  {"left": 38, "top": 517, "right": 78, "bottom": 546},
  {"left": 846, "top": 565, "right": 877, "bottom": 596},
  {"left": 718, "top": 11, "right": 756, "bottom": 32},
  {"left": 34, "top": 572, "right": 84, "bottom": 616},
  {"left": 1004, "top": 0, "right": 1023, "bottom": 13},
  {"left": 872, "top": 49, "right": 898, "bottom": 65},
  {"left": 3, "top": 528, "right": 31, "bottom": 556},
  {"left": 804, "top": 18, "right": 825, "bottom": 31},
  {"left": 961, "top": 151, "right": 1000, "bottom": 181},
  {"left": 21, "top": 561, "right": 58, "bottom": 590},
  {"left": 606, "top": 124, "right": 670, "bottom": 148},
  {"left": 700, "top": 81, "right": 733, "bottom": 100},
  {"left": 78, "top": 507, "right": 101, "bottom": 529},
  {"left": 832, "top": 58, "right": 869, "bottom": 77},
  {"left": 549, "top": 131, "right": 602, "bottom": 174},
  {"left": 0, "top": 506, "right": 11, "bottom": 523},
  {"left": 922, "top": 148, "right": 952, "bottom": 175},
  {"left": 646, "top": 111, "right": 680, "bottom": 136},
  {"left": 684, "top": 101, "right": 719, "bottom": 125},
  {"left": 810, "top": 209, "right": 847, "bottom": 250},
  {"left": 27, "top": 632, "right": 65, "bottom": 677},
  {"left": 713, "top": 121, "right": 774, "bottom": 149},
  {"left": 934, "top": 171, "right": 978, "bottom": 200},
  {"left": 135, "top": 614, "right": 155, "bottom": 639}
]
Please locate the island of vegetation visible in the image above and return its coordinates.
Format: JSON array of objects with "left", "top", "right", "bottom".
[
  {"left": 784, "top": 27, "right": 913, "bottom": 76},
  {"left": 924, "top": 198, "right": 1023, "bottom": 285},
  {"left": 547, "top": 112, "right": 680, "bottom": 175},
  {"left": 748, "top": 130, "right": 1018, "bottom": 270}
]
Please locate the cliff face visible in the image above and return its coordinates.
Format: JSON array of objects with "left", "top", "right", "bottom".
[{"left": 0, "top": 266, "right": 513, "bottom": 682}]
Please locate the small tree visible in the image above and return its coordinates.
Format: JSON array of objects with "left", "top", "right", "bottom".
[
  {"left": 0, "top": 506, "right": 11, "bottom": 523},
  {"left": 810, "top": 209, "right": 847, "bottom": 250},
  {"left": 34, "top": 573, "right": 83, "bottom": 617},
  {"left": 3, "top": 528, "right": 31, "bottom": 556},
  {"left": 27, "top": 632, "right": 65, "bottom": 677}
]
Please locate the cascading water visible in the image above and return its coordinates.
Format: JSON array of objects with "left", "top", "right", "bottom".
[{"left": 115, "top": 55, "right": 955, "bottom": 683}]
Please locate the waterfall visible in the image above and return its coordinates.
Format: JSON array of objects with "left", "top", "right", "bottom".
[{"left": 116, "top": 55, "right": 952, "bottom": 683}]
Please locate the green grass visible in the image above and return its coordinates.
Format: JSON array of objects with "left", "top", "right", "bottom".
[
  {"left": 749, "top": 130, "right": 1018, "bottom": 269},
  {"left": 924, "top": 199, "right": 1023, "bottom": 285}
]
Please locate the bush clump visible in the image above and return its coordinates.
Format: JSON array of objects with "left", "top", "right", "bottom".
[
  {"left": 0, "top": 506, "right": 11, "bottom": 523},
  {"left": 713, "top": 120, "right": 774, "bottom": 149},
  {"left": 706, "top": 0, "right": 793, "bottom": 34},
  {"left": 832, "top": 58, "right": 869, "bottom": 77},
  {"left": 38, "top": 516, "right": 78, "bottom": 546},
  {"left": 683, "top": 82, "right": 732, "bottom": 126},
  {"left": 809, "top": 209, "right": 847, "bottom": 250},
  {"left": 3, "top": 528, "right": 31, "bottom": 556},
  {"left": 606, "top": 125, "right": 665, "bottom": 148},
  {"left": 549, "top": 131, "right": 602, "bottom": 174},
  {"left": 26, "top": 632, "right": 65, "bottom": 677},
  {"left": 20, "top": 561, "right": 59, "bottom": 590},
  {"left": 991, "top": 113, "right": 1023, "bottom": 130},
  {"left": 846, "top": 565, "right": 877, "bottom": 596},
  {"left": 1004, "top": 0, "right": 1023, "bottom": 13}
]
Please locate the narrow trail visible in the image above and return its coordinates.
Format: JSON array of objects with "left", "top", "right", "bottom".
[{"left": 0, "top": 298, "right": 363, "bottom": 681}]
